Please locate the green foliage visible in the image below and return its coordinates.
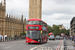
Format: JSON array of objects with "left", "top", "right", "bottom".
[
  {"left": 48, "top": 26, "right": 53, "bottom": 33},
  {"left": 52, "top": 26, "right": 60, "bottom": 36},
  {"left": 20, "top": 32, "right": 26, "bottom": 36},
  {"left": 60, "top": 29, "right": 70, "bottom": 36},
  {"left": 60, "top": 29, "right": 66, "bottom": 33},
  {"left": 48, "top": 25, "right": 70, "bottom": 36}
]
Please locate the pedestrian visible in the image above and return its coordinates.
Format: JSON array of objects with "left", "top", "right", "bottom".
[
  {"left": 4, "top": 34, "right": 7, "bottom": 41},
  {"left": 0, "top": 34, "right": 3, "bottom": 42},
  {"left": 21, "top": 35, "right": 23, "bottom": 39},
  {"left": 72, "top": 35, "right": 73, "bottom": 41},
  {"left": 70, "top": 36, "right": 72, "bottom": 40},
  {"left": 14, "top": 35, "right": 17, "bottom": 40},
  {"left": 74, "top": 35, "right": 75, "bottom": 47}
]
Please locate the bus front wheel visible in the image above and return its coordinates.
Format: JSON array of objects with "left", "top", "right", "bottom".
[{"left": 28, "top": 43, "right": 30, "bottom": 44}]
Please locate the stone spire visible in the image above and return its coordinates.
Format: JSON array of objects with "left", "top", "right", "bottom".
[
  {"left": 24, "top": 18, "right": 26, "bottom": 23},
  {"left": 9, "top": 15, "right": 10, "bottom": 18},
  {"left": 21, "top": 14, "right": 23, "bottom": 23},
  {"left": 4, "top": 0, "right": 6, "bottom": 7},
  {"left": 7, "top": 14, "right": 8, "bottom": 17}
]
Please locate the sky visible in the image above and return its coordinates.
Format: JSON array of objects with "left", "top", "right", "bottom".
[{"left": 0, "top": 0, "right": 75, "bottom": 29}]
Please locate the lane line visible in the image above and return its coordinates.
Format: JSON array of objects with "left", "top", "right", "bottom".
[
  {"left": 51, "top": 49, "right": 53, "bottom": 50},
  {"left": 56, "top": 40, "right": 62, "bottom": 50},
  {"left": 61, "top": 40, "right": 63, "bottom": 50},
  {"left": 30, "top": 40, "right": 62, "bottom": 50},
  {"left": 5, "top": 46, "right": 12, "bottom": 49},
  {"left": 30, "top": 46, "right": 38, "bottom": 50}
]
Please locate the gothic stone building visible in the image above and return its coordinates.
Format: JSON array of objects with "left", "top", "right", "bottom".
[{"left": 0, "top": 0, "right": 26, "bottom": 37}]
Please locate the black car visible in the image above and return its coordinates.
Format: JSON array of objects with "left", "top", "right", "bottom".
[{"left": 48, "top": 35, "right": 55, "bottom": 40}]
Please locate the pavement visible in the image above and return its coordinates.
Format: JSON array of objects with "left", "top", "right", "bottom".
[
  {"left": 65, "top": 40, "right": 75, "bottom": 50},
  {"left": 0, "top": 39, "right": 63, "bottom": 50}
]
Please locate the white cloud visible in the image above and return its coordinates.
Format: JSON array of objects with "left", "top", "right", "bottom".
[
  {"left": 0, "top": 0, "right": 75, "bottom": 29},
  {"left": 42, "top": 13, "right": 74, "bottom": 28}
]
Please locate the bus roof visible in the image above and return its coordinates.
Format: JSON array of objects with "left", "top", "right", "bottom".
[
  {"left": 28, "top": 18, "right": 41, "bottom": 21},
  {"left": 27, "top": 18, "right": 47, "bottom": 24}
]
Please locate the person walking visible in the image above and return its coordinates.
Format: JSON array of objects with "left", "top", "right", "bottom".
[
  {"left": 14, "top": 35, "right": 17, "bottom": 40},
  {"left": 72, "top": 35, "right": 73, "bottom": 41},
  {"left": 74, "top": 35, "right": 75, "bottom": 47},
  {"left": 4, "top": 34, "right": 7, "bottom": 41}
]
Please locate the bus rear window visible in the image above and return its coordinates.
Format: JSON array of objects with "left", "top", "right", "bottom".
[{"left": 28, "top": 27, "right": 39, "bottom": 29}]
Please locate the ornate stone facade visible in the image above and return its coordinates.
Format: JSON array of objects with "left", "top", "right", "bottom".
[
  {"left": 0, "top": 0, "right": 26, "bottom": 37},
  {"left": 29, "top": 0, "right": 42, "bottom": 19}
]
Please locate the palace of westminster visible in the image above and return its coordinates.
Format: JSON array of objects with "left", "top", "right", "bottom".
[
  {"left": 0, "top": 0, "right": 26, "bottom": 37},
  {"left": 0, "top": 0, "right": 42, "bottom": 37}
]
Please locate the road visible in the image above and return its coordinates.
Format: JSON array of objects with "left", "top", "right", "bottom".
[
  {"left": 65, "top": 40, "right": 75, "bottom": 50},
  {"left": 0, "top": 40, "right": 63, "bottom": 50}
]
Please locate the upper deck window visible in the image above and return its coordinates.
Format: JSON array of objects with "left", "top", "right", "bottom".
[
  {"left": 27, "top": 21, "right": 47, "bottom": 27},
  {"left": 27, "top": 21, "right": 40, "bottom": 25}
]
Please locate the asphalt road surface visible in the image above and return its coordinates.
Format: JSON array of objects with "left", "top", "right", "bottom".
[
  {"left": 66, "top": 40, "right": 75, "bottom": 50},
  {"left": 0, "top": 40, "right": 63, "bottom": 50}
]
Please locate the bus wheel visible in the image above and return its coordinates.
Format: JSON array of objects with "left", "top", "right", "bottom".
[{"left": 28, "top": 43, "right": 30, "bottom": 44}]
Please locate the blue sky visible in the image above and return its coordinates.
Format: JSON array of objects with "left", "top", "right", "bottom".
[{"left": 0, "top": 0, "right": 75, "bottom": 29}]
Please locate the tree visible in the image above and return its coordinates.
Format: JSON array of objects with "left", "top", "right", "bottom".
[
  {"left": 20, "top": 32, "right": 26, "bottom": 37},
  {"left": 52, "top": 26, "right": 61, "bottom": 36},
  {"left": 65, "top": 29, "right": 70, "bottom": 36},
  {"left": 48, "top": 25, "right": 70, "bottom": 36},
  {"left": 60, "top": 29, "right": 66, "bottom": 33},
  {"left": 48, "top": 26, "right": 53, "bottom": 33},
  {"left": 60, "top": 29, "right": 70, "bottom": 36}
]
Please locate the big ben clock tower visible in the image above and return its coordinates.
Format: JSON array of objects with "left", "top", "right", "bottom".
[{"left": 29, "top": 0, "right": 42, "bottom": 19}]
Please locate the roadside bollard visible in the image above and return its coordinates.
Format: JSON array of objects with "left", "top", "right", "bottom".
[
  {"left": 9, "top": 37, "right": 10, "bottom": 41},
  {"left": 12, "top": 37, "right": 14, "bottom": 41},
  {"left": 8, "top": 37, "right": 9, "bottom": 41},
  {"left": 10, "top": 37, "right": 11, "bottom": 41},
  {"left": 11, "top": 37, "right": 12, "bottom": 41},
  {"left": 9, "top": 37, "right": 11, "bottom": 41},
  {"left": 11, "top": 37, "right": 13, "bottom": 41}
]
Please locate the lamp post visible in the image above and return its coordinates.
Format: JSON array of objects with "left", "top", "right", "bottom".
[{"left": 12, "top": 26, "right": 14, "bottom": 37}]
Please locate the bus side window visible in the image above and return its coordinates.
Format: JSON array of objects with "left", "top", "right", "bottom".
[
  {"left": 40, "top": 21, "right": 42, "bottom": 25},
  {"left": 41, "top": 22, "right": 44, "bottom": 25}
]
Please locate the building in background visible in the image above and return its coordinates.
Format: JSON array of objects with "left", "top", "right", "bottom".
[
  {"left": 29, "top": 0, "right": 42, "bottom": 19},
  {"left": 70, "top": 17, "right": 75, "bottom": 36},
  {"left": 53, "top": 24, "right": 65, "bottom": 30},
  {"left": 0, "top": 0, "right": 26, "bottom": 37}
]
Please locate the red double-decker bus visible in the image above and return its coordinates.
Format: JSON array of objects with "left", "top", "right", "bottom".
[{"left": 25, "top": 19, "right": 48, "bottom": 44}]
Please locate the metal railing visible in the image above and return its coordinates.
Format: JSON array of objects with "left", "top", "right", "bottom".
[{"left": 0, "top": 36, "right": 25, "bottom": 42}]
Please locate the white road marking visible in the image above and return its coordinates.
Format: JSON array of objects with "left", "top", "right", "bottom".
[
  {"left": 51, "top": 49, "right": 53, "bottom": 50},
  {"left": 61, "top": 40, "right": 63, "bottom": 50},
  {"left": 5, "top": 46, "right": 12, "bottom": 49},
  {"left": 30, "top": 46, "right": 38, "bottom": 50}
]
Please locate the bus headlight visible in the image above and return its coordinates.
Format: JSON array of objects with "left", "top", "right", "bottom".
[{"left": 38, "top": 40, "right": 40, "bottom": 42}]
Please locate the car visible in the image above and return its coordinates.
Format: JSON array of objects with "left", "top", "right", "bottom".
[
  {"left": 55, "top": 35, "right": 60, "bottom": 40},
  {"left": 48, "top": 35, "right": 55, "bottom": 40},
  {"left": 60, "top": 37, "right": 63, "bottom": 40}
]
